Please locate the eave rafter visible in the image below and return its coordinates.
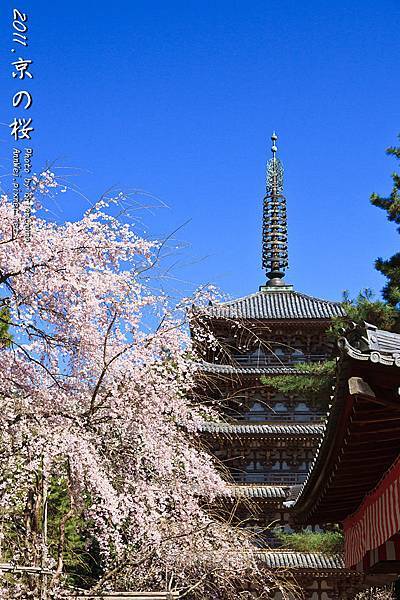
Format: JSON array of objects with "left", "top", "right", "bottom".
[{"left": 293, "top": 323, "right": 400, "bottom": 524}]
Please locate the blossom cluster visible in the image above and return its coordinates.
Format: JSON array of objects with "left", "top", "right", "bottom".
[{"left": 0, "top": 189, "right": 283, "bottom": 599}]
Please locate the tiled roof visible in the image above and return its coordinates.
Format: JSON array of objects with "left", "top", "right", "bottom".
[
  {"left": 72, "top": 594, "right": 179, "bottom": 599},
  {"left": 200, "top": 422, "right": 323, "bottom": 436},
  {"left": 257, "top": 551, "right": 345, "bottom": 571},
  {"left": 339, "top": 322, "right": 400, "bottom": 367},
  {"left": 285, "top": 484, "right": 303, "bottom": 501},
  {"left": 229, "top": 485, "right": 288, "bottom": 499},
  {"left": 197, "top": 362, "right": 306, "bottom": 376},
  {"left": 204, "top": 288, "right": 345, "bottom": 321},
  {"left": 294, "top": 323, "right": 400, "bottom": 524}
]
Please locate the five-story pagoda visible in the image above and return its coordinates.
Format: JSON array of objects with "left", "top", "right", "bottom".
[{"left": 192, "top": 135, "right": 365, "bottom": 599}]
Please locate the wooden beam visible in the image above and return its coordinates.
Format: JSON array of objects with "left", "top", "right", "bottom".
[
  {"left": 348, "top": 376, "right": 400, "bottom": 410},
  {"left": 356, "top": 405, "right": 400, "bottom": 416},
  {"left": 354, "top": 416, "right": 400, "bottom": 424},
  {"left": 345, "top": 444, "right": 395, "bottom": 454},
  {"left": 359, "top": 396, "right": 400, "bottom": 411},
  {"left": 340, "top": 458, "right": 396, "bottom": 467},
  {"left": 350, "top": 435, "right": 400, "bottom": 446},
  {"left": 330, "top": 473, "right": 382, "bottom": 484},
  {"left": 349, "top": 377, "right": 375, "bottom": 398},
  {"left": 323, "top": 481, "right": 374, "bottom": 491},
  {"left": 351, "top": 426, "right": 400, "bottom": 435}
]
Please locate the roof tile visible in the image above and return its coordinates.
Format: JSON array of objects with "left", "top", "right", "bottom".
[
  {"left": 257, "top": 551, "right": 346, "bottom": 570},
  {"left": 197, "top": 362, "right": 306, "bottom": 376},
  {"left": 200, "top": 422, "right": 324, "bottom": 436},
  {"left": 204, "top": 289, "right": 345, "bottom": 321},
  {"left": 229, "top": 485, "right": 289, "bottom": 499}
]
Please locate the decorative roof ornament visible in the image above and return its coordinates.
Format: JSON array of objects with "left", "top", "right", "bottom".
[{"left": 262, "top": 132, "right": 289, "bottom": 286}]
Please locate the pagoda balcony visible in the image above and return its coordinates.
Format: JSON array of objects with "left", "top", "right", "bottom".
[
  {"left": 232, "top": 472, "right": 308, "bottom": 485},
  {"left": 246, "top": 532, "right": 283, "bottom": 549},
  {"left": 229, "top": 412, "right": 325, "bottom": 423},
  {"left": 231, "top": 353, "right": 328, "bottom": 367}
]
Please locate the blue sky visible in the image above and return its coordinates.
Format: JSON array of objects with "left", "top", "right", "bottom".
[{"left": 2, "top": 1, "right": 400, "bottom": 303}]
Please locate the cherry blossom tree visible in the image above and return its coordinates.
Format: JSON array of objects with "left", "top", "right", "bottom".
[
  {"left": 355, "top": 588, "right": 395, "bottom": 600},
  {"left": 0, "top": 176, "right": 289, "bottom": 599}
]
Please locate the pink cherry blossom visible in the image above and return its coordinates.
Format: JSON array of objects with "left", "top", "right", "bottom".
[{"left": 0, "top": 181, "right": 288, "bottom": 599}]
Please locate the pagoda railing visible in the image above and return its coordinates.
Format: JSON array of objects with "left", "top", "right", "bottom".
[
  {"left": 263, "top": 535, "right": 282, "bottom": 548},
  {"left": 70, "top": 594, "right": 179, "bottom": 599},
  {"left": 229, "top": 412, "right": 325, "bottom": 422},
  {"left": 232, "top": 472, "right": 308, "bottom": 485},
  {"left": 232, "top": 353, "right": 327, "bottom": 366},
  {"left": 246, "top": 532, "right": 283, "bottom": 549}
]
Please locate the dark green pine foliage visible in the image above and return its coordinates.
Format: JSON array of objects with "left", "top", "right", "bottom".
[
  {"left": 261, "top": 360, "right": 336, "bottom": 409},
  {"left": 274, "top": 530, "right": 344, "bottom": 554},
  {"left": 371, "top": 135, "right": 400, "bottom": 306},
  {"left": 47, "top": 478, "right": 102, "bottom": 589},
  {"left": 331, "top": 289, "right": 400, "bottom": 334},
  {"left": 0, "top": 305, "right": 12, "bottom": 346}
]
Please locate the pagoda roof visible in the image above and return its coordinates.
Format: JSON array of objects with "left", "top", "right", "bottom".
[
  {"left": 200, "top": 422, "right": 323, "bottom": 437},
  {"left": 197, "top": 362, "right": 306, "bottom": 376},
  {"left": 202, "top": 287, "right": 345, "bottom": 321},
  {"left": 257, "top": 551, "right": 347, "bottom": 572},
  {"left": 228, "top": 484, "right": 289, "bottom": 499},
  {"left": 339, "top": 322, "right": 400, "bottom": 366}
]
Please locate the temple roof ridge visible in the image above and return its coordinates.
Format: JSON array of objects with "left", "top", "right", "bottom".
[
  {"left": 217, "top": 287, "right": 343, "bottom": 307},
  {"left": 256, "top": 551, "right": 348, "bottom": 572},
  {"left": 196, "top": 361, "right": 308, "bottom": 376},
  {"left": 202, "top": 287, "right": 345, "bottom": 321},
  {"left": 228, "top": 484, "right": 289, "bottom": 499},
  {"left": 200, "top": 421, "right": 324, "bottom": 436}
]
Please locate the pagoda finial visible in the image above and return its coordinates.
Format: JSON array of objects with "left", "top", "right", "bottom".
[{"left": 262, "top": 132, "right": 288, "bottom": 286}]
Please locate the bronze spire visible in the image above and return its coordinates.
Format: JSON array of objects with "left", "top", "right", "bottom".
[{"left": 262, "top": 132, "right": 288, "bottom": 286}]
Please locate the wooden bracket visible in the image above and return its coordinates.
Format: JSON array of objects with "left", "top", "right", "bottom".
[{"left": 348, "top": 377, "right": 375, "bottom": 398}]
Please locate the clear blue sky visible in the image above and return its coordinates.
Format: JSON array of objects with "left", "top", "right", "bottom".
[{"left": 2, "top": 1, "right": 400, "bottom": 302}]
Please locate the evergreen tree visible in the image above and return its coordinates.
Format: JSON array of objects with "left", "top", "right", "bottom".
[
  {"left": 330, "top": 289, "right": 400, "bottom": 334},
  {"left": 371, "top": 134, "right": 400, "bottom": 306},
  {"left": 0, "top": 305, "right": 12, "bottom": 346}
]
